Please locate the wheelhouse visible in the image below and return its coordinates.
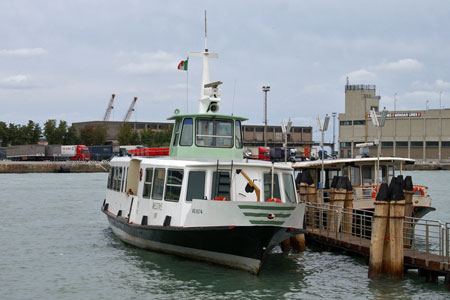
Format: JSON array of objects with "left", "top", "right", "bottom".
[{"left": 168, "top": 114, "right": 247, "bottom": 160}]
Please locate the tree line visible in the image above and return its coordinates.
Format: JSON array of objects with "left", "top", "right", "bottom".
[{"left": 0, "top": 120, "right": 172, "bottom": 147}]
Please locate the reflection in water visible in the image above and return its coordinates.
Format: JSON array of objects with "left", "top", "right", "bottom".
[{"left": 104, "top": 227, "right": 308, "bottom": 299}]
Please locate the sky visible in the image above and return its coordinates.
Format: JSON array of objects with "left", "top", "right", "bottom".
[{"left": 1, "top": 0, "right": 450, "bottom": 143}]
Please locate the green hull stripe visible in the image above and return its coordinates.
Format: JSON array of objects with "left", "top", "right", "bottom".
[
  {"left": 238, "top": 205, "right": 295, "bottom": 211},
  {"left": 243, "top": 213, "right": 291, "bottom": 218},
  {"left": 249, "top": 220, "right": 285, "bottom": 225}
]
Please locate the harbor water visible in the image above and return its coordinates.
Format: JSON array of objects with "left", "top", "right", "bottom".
[{"left": 1, "top": 171, "right": 449, "bottom": 299}]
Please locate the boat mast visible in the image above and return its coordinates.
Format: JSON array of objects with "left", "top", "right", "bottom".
[{"left": 189, "top": 10, "right": 221, "bottom": 114}]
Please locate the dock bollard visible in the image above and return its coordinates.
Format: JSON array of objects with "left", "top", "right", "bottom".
[{"left": 368, "top": 183, "right": 390, "bottom": 278}]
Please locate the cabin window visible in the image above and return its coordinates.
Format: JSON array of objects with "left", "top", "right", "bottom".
[
  {"left": 180, "top": 118, "right": 193, "bottom": 146},
  {"left": 378, "top": 166, "right": 387, "bottom": 183},
  {"left": 362, "top": 166, "right": 374, "bottom": 185},
  {"left": 107, "top": 168, "right": 113, "bottom": 189},
  {"left": 196, "top": 119, "right": 233, "bottom": 148},
  {"left": 152, "top": 168, "right": 166, "bottom": 200},
  {"left": 172, "top": 119, "right": 182, "bottom": 146},
  {"left": 211, "top": 171, "right": 231, "bottom": 200},
  {"left": 143, "top": 168, "right": 153, "bottom": 198},
  {"left": 326, "top": 170, "right": 340, "bottom": 189},
  {"left": 283, "top": 174, "right": 297, "bottom": 203},
  {"left": 388, "top": 166, "right": 395, "bottom": 181},
  {"left": 119, "top": 167, "right": 124, "bottom": 192},
  {"left": 264, "top": 173, "right": 281, "bottom": 201},
  {"left": 186, "top": 171, "right": 206, "bottom": 201},
  {"left": 350, "top": 166, "right": 360, "bottom": 186},
  {"left": 114, "top": 167, "right": 121, "bottom": 191},
  {"left": 165, "top": 169, "right": 184, "bottom": 202},
  {"left": 235, "top": 120, "right": 243, "bottom": 149}
]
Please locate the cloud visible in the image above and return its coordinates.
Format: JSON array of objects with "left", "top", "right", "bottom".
[
  {"left": 118, "top": 51, "right": 179, "bottom": 75},
  {"left": 435, "top": 79, "right": 450, "bottom": 89},
  {"left": 0, "top": 48, "right": 47, "bottom": 57},
  {"left": 343, "top": 69, "right": 377, "bottom": 83},
  {"left": 376, "top": 58, "right": 423, "bottom": 72},
  {"left": 0, "top": 74, "right": 36, "bottom": 89}
]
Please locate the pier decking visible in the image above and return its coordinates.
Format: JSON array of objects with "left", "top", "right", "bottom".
[{"left": 304, "top": 202, "right": 450, "bottom": 290}]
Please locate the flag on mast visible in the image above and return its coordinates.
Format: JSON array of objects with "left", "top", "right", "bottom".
[{"left": 177, "top": 58, "right": 188, "bottom": 71}]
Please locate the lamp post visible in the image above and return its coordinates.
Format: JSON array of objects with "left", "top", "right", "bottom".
[
  {"left": 371, "top": 107, "right": 388, "bottom": 187},
  {"left": 262, "top": 86, "right": 270, "bottom": 147},
  {"left": 317, "top": 114, "right": 330, "bottom": 202},
  {"left": 332, "top": 112, "right": 337, "bottom": 155}
]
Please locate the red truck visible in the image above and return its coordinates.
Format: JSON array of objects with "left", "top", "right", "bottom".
[{"left": 246, "top": 147, "right": 271, "bottom": 161}]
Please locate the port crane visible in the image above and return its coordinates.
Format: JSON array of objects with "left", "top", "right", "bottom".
[
  {"left": 124, "top": 97, "right": 138, "bottom": 122},
  {"left": 103, "top": 94, "right": 115, "bottom": 121}
]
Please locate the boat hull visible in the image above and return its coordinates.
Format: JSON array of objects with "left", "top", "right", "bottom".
[{"left": 103, "top": 209, "right": 301, "bottom": 274}]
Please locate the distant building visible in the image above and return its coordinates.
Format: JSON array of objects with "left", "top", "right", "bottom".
[
  {"left": 72, "top": 121, "right": 313, "bottom": 149},
  {"left": 338, "top": 84, "right": 450, "bottom": 162}
]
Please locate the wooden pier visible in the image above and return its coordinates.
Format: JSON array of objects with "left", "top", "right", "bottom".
[{"left": 304, "top": 203, "right": 450, "bottom": 290}]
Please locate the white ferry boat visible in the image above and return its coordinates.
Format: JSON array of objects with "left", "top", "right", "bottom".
[
  {"left": 101, "top": 35, "right": 305, "bottom": 274},
  {"left": 292, "top": 157, "right": 434, "bottom": 218}
]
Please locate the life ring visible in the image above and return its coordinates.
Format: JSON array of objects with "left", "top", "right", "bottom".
[
  {"left": 214, "top": 196, "right": 230, "bottom": 201},
  {"left": 267, "top": 198, "right": 282, "bottom": 203},
  {"left": 413, "top": 186, "right": 425, "bottom": 196},
  {"left": 371, "top": 186, "right": 378, "bottom": 199}
]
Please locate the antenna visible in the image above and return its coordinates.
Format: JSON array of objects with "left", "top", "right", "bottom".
[{"left": 204, "top": 10, "right": 208, "bottom": 51}]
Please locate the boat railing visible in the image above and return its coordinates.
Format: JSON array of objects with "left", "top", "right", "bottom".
[
  {"left": 352, "top": 187, "right": 375, "bottom": 201},
  {"left": 304, "top": 202, "right": 448, "bottom": 266}
]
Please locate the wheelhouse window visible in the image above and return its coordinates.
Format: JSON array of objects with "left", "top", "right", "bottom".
[
  {"left": 143, "top": 168, "right": 153, "bottom": 198},
  {"left": 179, "top": 118, "right": 193, "bottom": 146},
  {"left": 235, "top": 120, "right": 243, "bottom": 149},
  {"left": 165, "top": 169, "right": 184, "bottom": 202},
  {"left": 172, "top": 119, "right": 182, "bottom": 146},
  {"left": 211, "top": 171, "right": 231, "bottom": 200},
  {"left": 264, "top": 173, "right": 281, "bottom": 201},
  {"left": 152, "top": 168, "right": 166, "bottom": 200},
  {"left": 196, "top": 119, "right": 233, "bottom": 148},
  {"left": 282, "top": 174, "right": 297, "bottom": 203},
  {"left": 186, "top": 171, "right": 206, "bottom": 201}
]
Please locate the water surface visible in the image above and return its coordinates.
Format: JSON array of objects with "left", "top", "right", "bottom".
[{"left": 0, "top": 171, "right": 449, "bottom": 299}]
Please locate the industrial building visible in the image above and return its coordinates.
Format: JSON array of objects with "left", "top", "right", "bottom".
[
  {"left": 72, "top": 121, "right": 314, "bottom": 149},
  {"left": 338, "top": 84, "right": 450, "bottom": 162}
]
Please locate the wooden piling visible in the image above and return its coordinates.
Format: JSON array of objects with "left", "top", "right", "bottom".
[
  {"left": 403, "top": 176, "right": 414, "bottom": 247},
  {"left": 291, "top": 234, "right": 306, "bottom": 251},
  {"left": 281, "top": 237, "right": 291, "bottom": 252},
  {"left": 368, "top": 200, "right": 390, "bottom": 278},
  {"left": 343, "top": 178, "right": 353, "bottom": 233},
  {"left": 368, "top": 183, "right": 390, "bottom": 278}
]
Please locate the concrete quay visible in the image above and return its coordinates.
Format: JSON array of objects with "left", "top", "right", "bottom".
[{"left": 0, "top": 161, "right": 110, "bottom": 173}]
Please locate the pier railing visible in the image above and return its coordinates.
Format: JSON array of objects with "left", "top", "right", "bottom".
[{"left": 305, "top": 202, "right": 449, "bottom": 268}]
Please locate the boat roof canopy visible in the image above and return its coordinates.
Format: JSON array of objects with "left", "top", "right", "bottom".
[{"left": 291, "top": 157, "right": 415, "bottom": 169}]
